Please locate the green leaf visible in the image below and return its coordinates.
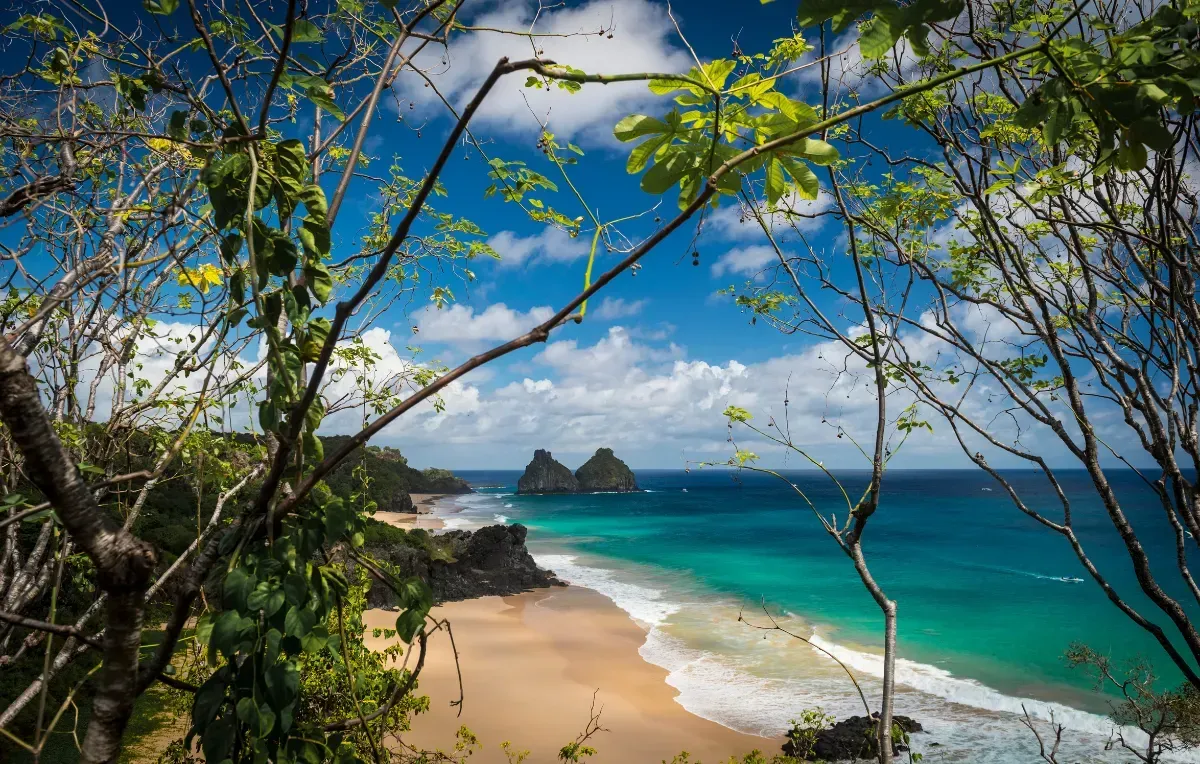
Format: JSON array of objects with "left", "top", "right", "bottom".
[
  {"left": 298, "top": 218, "right": 331, "bottom": 258},
  {"left": 395, "top": 608, "right": 425, "bottom": 643},
  {"left": 640, "top": 152, "right": 692, "bottom": 195},
  {"left": 700, "top": 59, "right": 737, "bottom": 90},
  {"left": 797, "top": 0, "right": 881, "bottom": 31},
  {"left": 301, "top": 317, "right": 331, "bottom": 362},
  {"left": 305, "top": 261, "right": 333, "bottom": 303},
  {"left": 210, "top": 611, "right": 243, "bottom": 658},
  {"left": 626, "top": 135, "right": 670, "bottom": 174},
  {"left": 283, "top": 573, "right": 309, "bottom": 607},
  {"left": 143, "top": 0, "right": 179, "bottom": 15},
  {"left": 614, "top": 114, "right": 669, "bottom": 142},
  {"left": 256, "top": 704, "right": 277, "bottom": 737},
  {"left": 223, "top": 569, "right": 254, "bottom": 609},
  {"left": 284, "top": 606, "right": 317, "bottom": 638},
  {"left": 201, "top": 716, "right": 235, "bottom": 763},
  {"left": 167, "top": 110, "right": 188, "bottom": 140},
  {"left": 289, "top": 18, "right": 323, "bottom": 43},
  {"left": 781, "top": 158, "right": 820, "bottom": 200},
  {"left": 192, "top": 676, "right": 226, "bottom": 729},
  {"left": 858, "top": 11, "right": 899, "bottom": 59},
  {"left": 765, "top": 158, "right": 787, "bottom": 205},
  {"left": 723, "top": 405, "right": 753, "bottom": 422},
  {"left": 1129, "top": 117, "right": 1175, "bottom": 152},
  {"left": 305, "top": 84, "right": 345, "bottom": 121},
  {"left": 276, "top": 139, "right": 308, "bottom": 181},
  {"left": 787, "top": 138, "right": 839, "bottom": 165},
  {"left": 300, "top": 185, "right": 328, "bottom": 222}
]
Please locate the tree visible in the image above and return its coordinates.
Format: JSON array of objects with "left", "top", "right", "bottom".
[{"left": 717, "top": 0, "right": 1200, "bottom": 761}]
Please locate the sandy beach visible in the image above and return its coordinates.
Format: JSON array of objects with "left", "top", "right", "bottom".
[
  {"left": 373, "top": 493, "right": 452, "bottom": 530},
  {"left": 364, "top": 586, "right": 777, "bottom": 763}
]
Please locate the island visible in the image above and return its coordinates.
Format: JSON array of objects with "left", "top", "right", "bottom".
[
  {"left": 516, "top": 447, "right": 640, "bottom": 494},
  {"left": 515, "top": 449, "right": 580, "bottom": 494}
]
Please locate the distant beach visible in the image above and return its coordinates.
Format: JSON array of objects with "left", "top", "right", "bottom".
[{"left": 373, "top": 493, "right": 462, "bottom": 531}]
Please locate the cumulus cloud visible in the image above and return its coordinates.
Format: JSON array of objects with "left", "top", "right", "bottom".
[
  {"left": 395, "top": 0, "right": 694, "bottom": 142},
  {"left": 710, "top": 245, "right": 784, "bottom": 277},
  {"left": 415, "top": 303, "right": 554, "bottom": 346},
  {"left": 590, "top": 296, "right": 646, "bottom": 320},
  {"left": 68, "top": 313, "right": 1106, "bottom": 472},
  {"left": 487, "top": 227, "right": 591, "bottom": 268},
  {"left": 362, "top": 323, "right": 951, "bottom": 469}
]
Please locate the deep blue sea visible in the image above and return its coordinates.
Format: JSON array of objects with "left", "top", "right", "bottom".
[{"left": 439, "top": 468, "right": 1199, "bottom": 763}]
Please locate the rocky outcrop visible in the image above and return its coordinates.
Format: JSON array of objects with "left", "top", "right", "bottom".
[
  {"left": 385, "top": 492, "right": 415, "bottom": 513},
  {"left": 364, "top": 524, "right": 564, "bottom": 607},
  {"left": 516, "top": 449, "right": 580, "bottom": 494},
  {"left": 575, "top": 448, "right": 638, "bottom": 492},
  {"left": 418, "top": 468, "right": 472, "bottom": 494},
  {"left": 784, "top": 714, "right": 924, "bottom": 761}
]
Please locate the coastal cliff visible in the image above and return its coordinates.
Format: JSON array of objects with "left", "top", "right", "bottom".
[
  {"left": 363, "top": 523, "right": 564, "bottom": 606},
  {"left": 575, "top": 447, "right": 639, "bottom": 492},
  {"left": 516, "top": 449, "right": 580, "bottom": 494},
  {"left": 321, "top": 435, "right": 472, "bottom": 512}
]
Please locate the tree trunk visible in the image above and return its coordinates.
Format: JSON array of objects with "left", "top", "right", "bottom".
[
  {"left": 0, "top": 347, "right": 155, "bottom": 762},
  {"left": 849, "top": 542, "right": 897, "bottom": 764},
  {"left": 879, "top": 599, "right": 898, "bottom": 764}
]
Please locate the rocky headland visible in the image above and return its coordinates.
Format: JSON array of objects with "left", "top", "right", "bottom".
[{"left": 516, "top": 447, "right": 640, "bottom": 494}]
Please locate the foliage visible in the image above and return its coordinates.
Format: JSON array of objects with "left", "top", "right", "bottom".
[{"left": 783, "top": 707, "right": 835, "bottom": 761}]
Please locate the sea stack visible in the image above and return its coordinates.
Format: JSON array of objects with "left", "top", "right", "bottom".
[
  {"left": 516, "top": 449, "right": 580, "bottom": 494},
  {"left": 575, "top": 448, "right": 639, "bottom": 492}
]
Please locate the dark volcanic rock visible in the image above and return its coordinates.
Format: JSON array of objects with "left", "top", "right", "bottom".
[
  {"left": 386, "top": 492, "right": 415, "bottom": 513},
  {"left": 783, "top": 713, "right": 923, "bottom": 761},
  {"left": 516, "top": 449, "right": 580, "bottom": 494},
  {"left": 575, "top": 447, "right": 639, "bottom": 492},
  {"left": 364, "top": 523, "right": 564, "bottom": 607}
]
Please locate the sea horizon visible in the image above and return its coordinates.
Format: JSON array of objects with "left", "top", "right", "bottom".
[{"left": 427, "top": 467, "right": 1200, "bottom": 763}]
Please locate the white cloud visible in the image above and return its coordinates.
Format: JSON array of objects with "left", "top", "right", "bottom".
[
  {"left": 362, "top": 325, "right": 942, "bottom": 469},
  {"left": 591, "top": 296, "right": 646, "bottom": 320},
  {"left": 794, "top": 31, "right": 923, "bottom": 100},
  {"left": 710, "top": 245, "right": 783, "bottom": 277},
  {"left": 415, "top": 303, "right": 554, "bottom": 346},
  {"left": 704, "top": 191, "right": 835, "bottom": 242},
  {"left": 396, "top": 0, "right": 694, "bottom": 142},
  {"left": 487, "top": 227, "right": 591, "bottom": 268}
]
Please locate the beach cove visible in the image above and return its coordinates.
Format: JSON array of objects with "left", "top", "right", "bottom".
[{"left": 361, "top": 470, "right": 1200, "bottom": 764}]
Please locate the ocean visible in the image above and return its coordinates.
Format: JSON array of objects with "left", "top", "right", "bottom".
[{"left": 440, "top": 468, "right": 1200, "bottom": 762}]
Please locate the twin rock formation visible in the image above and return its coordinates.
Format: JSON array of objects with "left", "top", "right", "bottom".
[{"left": 516, "top": 448, "right": 639, "bottom": 494}]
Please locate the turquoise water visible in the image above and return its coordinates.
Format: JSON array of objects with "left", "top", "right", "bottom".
[{"left": 446, "top": 468, "right": 1199, "bottom": 762}]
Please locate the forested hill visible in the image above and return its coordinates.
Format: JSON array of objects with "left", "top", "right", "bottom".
[
  {"left": 319, "top": 435, "right": 473, "bottom": 513},
  {"left": 11, "top": 429, "right": 471, "bottom": 566}
]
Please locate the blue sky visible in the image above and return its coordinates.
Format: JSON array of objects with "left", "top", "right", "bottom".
[
  {"left": 299, "top": 0, "right": 1052, "bottom": 472},
  {"left": 21, "top": 0, "right": 1100, "bottom": 472},
  {"left": 314, "top": 0, "right": 934, "bottom": 470}
]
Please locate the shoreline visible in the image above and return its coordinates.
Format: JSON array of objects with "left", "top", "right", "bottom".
[
  {"left": 364, "top": 586, "right": 777, "bottom": 762},
  {"left": 373, "top": 492, "right": 461, "bottom": 531},
  {"left": 411, "top": 490, "right": 1177, "bottom": 763}
]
